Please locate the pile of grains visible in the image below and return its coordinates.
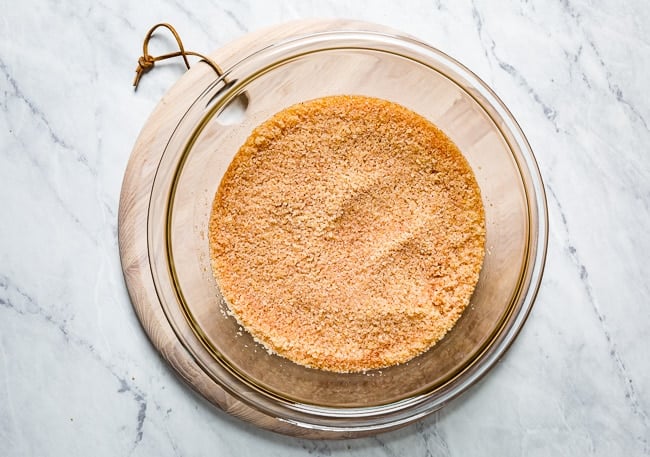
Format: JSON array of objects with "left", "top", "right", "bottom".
[{"left": 209, "top": 95, "right": 485, "bottom": 373}]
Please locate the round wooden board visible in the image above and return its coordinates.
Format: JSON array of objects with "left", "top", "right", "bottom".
[{"left": 118, "top": 19, "right": 406, "bottom": 439}]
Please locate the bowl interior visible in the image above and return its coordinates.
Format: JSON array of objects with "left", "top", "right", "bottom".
[{"left": 150, "top": 34, "right": 532, "bottom": 410}]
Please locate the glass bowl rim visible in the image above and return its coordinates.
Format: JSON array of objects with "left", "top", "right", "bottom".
[{"left": 149, "top": 29, "right": 549, "bottom": 433}]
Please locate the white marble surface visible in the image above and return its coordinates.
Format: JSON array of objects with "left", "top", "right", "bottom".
[{"left": 1, "top": 0, "right": 649, "bottom": 455}]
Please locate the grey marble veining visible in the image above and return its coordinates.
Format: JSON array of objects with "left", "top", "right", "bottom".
[{"left": 1, "top": 0, "right": 649, "bottom": 455}]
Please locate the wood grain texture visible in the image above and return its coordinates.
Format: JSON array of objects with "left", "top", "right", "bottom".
[{"left": 118, "top": 19, "right": 405, "bottom": 439}]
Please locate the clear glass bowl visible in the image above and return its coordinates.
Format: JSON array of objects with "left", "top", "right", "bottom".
[{"left": 147, "top": 31, "right": 547, "bottom": 434}]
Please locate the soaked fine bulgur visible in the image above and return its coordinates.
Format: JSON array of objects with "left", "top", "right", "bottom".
[{"left": 209, "top": 95, "right": 485, "bottom": 373}]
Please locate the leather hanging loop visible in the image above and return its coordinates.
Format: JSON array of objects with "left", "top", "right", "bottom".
[{"left": 133, "top": 23, "right": 224, "bottom": 89}]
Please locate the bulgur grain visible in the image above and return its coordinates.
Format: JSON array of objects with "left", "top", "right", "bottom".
[{"left": 209, "top": 95, "right": 485, "bottom": 373}]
